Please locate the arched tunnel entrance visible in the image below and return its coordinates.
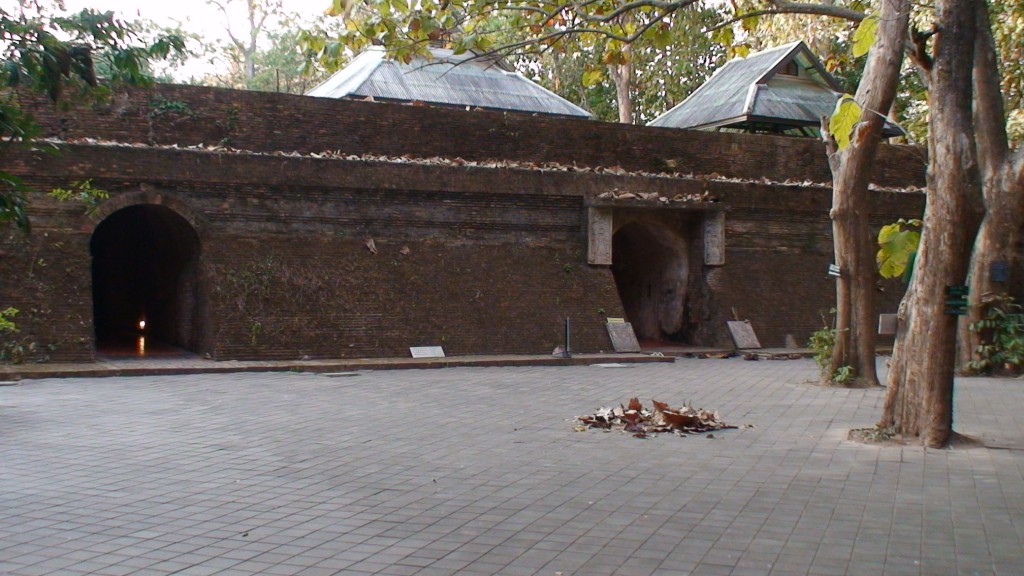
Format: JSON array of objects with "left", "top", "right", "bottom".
[
  {"left": 611, "top": 220, "right": 691, "bottom": 344},
  {"left": 91, "top": 204, "right": 202, "bottom": 355}
]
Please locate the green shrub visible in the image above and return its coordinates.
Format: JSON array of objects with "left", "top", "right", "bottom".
[
  {"left": 808, "top": 309, "right": 854, "bottom": 383},
  {"left": 968, "top": 294, "right": 1024, "bottom": 374}
]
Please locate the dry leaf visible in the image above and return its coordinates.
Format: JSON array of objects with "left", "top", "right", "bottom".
[{"left": 576, "top": 398, "right": 735, "bottom": 437}]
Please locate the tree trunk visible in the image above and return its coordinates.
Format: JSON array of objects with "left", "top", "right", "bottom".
[
  {"left": 245, "top": 0, "right": 259, "bottom": 82},
  {"left": 957, "top": 1, "right": 1024, "bottom": 371},
  {"left": 881, "top": 0, "right": 985, "bottom": 447},
  {"left": 828, "top": 177, "right": 880, "bottom": 385},
  {"left": 608, "top": 55, "right": 633, "bottom": 124},
  {"left": 825, "top": 0, "right": 909, "bottom": 386},
  {"left": 960, "top": 166, "right": 1022, "bottom": 370}
]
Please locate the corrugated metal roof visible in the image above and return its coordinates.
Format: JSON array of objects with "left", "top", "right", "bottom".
[
  {"left": 750, "top": 77, "right": 840, "bottom": 123},
  {"left": 307, "top": 47, "right": 591, "bottom": 118},
  {"left": 648, "top": 41, "right": 903, "bottom": 137}
]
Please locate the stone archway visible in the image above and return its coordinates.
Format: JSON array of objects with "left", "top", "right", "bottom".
[
  {"left": 611, "top": 220, "right": 690, "bottom": 343},
  {"left": 90, "top": 204, "right": 203, "bottom": 354}
]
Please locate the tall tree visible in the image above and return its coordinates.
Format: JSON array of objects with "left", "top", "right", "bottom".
[
  {"left": 955, "top": 0, "right": 1024, "bottom": 372},
  {"left": 822, "top": 0, "right": 909, "bottom": 387},
  {"left": 198, "top": 7, "right": 344, "bottom": 92},
  {"left": 881, "top": 0, "right": 987, "bottom": 447},
  {"left": 208, "top": 0, "right": 284, "bottom": 84},
  {"left": 603, "top": 12, "right": 634, "bottom": 123}
]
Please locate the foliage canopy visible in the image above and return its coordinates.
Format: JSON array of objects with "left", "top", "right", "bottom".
[{"left": 1, "top": 1, "right": 185, "bottom": 231}]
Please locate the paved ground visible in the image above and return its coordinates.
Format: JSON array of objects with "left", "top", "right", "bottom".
[
  {"left": 2, "top": 358, "right": 1023, "bottom": 576},
  {"left": 0, "top": 352, "right": 679, "bottom": 382}
]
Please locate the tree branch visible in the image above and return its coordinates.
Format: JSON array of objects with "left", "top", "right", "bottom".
[
  {"left": 767, "top": 0, "right": 866, "bottom": 23},
  {"left": 702, "top": 2, "right": 866, "bottom": 35},
  {"left": 209, "top": 0, "right": 247, "bottom": 52},
  {"left": 909, "top": 25, "right": 936, "bottom": 73},
  {"left": 463, "top": 8, "right": 679, "bottom": 52},
  {"left": 821, "top": 115, "right": 841, "bottom": 174},
  {"left": 574, "top": 0, "right": 698, "bottom": 24}
]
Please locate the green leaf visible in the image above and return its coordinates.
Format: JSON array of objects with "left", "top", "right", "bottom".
[
  {"left": 651, "top": 24, "right": 673, "bottom": 50},
  {"left": 712, "top": 26, "right": 734, "bottom": 48},
  {"left": 326, "top": 0, "right": 346, "bottom": 16},
  {"left": 741, "top": 15, "right": 760, "bottom": 34},
  {"left": 829, "top": 94, "right": 862, "bottom": 150},
  {"left": 3, "top": 61, "right": 20, "bottom": 87},
  {"left": 852, "top": 14, "right": 879, "bottom": 58},
  {"left": 877, "top": 221, "right": 921, "bottom": 279},
  {"left": 0, "top": 307, "right": 18, "bottom": 334},
  {"left": 582, "top": 68, "right": 604, "bottom": 87}
]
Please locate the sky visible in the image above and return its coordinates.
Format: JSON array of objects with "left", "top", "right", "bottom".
[
  {"left": 63, "top": 0, "right": 332, "bottom": 37},
  {"left": 60, "top": 0, "right": 334, "bottom": 78}
]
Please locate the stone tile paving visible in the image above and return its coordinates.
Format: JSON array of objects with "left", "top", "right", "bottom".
[{"left": 1, "top": 358, "right": 1023, "bottom": 575}]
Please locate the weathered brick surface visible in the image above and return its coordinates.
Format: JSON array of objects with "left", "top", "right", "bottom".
[
  {"left": 29, "top": 84, "right": 927, "bottom": 188},
  {"left": 0, "top": 229, "right": 95, "bottom": 362},
  {"left": 0, "top": 85, "right": 926, "bottom": 362},
  {"left": 204, "top": 237, "right": 618, "bottom": 360},
  {"left": 699, "top": 185, "right": 914, "bottom": 347}
]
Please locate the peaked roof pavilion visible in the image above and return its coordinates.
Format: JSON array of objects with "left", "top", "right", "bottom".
[
  {"left": 307, "top": 46, "right": 592, "bottom": 119},
  {"left": 648, "top": 41, "right": 904, "bottom": 138}
]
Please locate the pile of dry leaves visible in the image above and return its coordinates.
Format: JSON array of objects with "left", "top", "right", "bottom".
[{"left": 576, "top": 398, "right": 739, "bottom": 438}]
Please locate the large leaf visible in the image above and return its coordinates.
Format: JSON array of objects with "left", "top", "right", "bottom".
[
  {"left": 852, "top": 14, "right": 879, "bottom": 58},
  {"left": 582, "top": 68, "right": 604, "bottom": 87},
  {"left": 651, "top": 23, "right": 673, "bottom": 50},
  {"left": 829, "top": 94, "right": 862, "bottom": 150},
  {"left": 877, "top": 220, "right": 921, "bottom": 279}
]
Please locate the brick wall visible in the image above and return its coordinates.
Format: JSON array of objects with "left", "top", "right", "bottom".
[
  {"left": 30, "top": 84, "right": 927, "bottom": 189},
  {"left": 0, "top": 229, "right": 95, "bottom": 362},
  {"left": 706, "top": 185, "right": 919, "bottom": 347},
  {"left": 1, "top": 85, "right": 927, "bottom": 362},
  {"left": 203, "top": 237, "right": 619, "bottom": 360},
  {"left": 3, "top": 145, "right": 641, "bottom": 361}
]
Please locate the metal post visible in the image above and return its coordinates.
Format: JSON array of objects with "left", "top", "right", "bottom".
[{"left": 564, "top": 317, "right": 572, "bottom": 358}]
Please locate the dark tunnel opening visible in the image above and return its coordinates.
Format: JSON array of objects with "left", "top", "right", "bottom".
[
  {"left": 611, "top": 221, "right": 690, "bottom": 344},
  {"left": 91, "top": 205, "right": 201, "bottom": 355}
]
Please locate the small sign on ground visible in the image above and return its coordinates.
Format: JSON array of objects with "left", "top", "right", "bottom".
[
  {"left": 606, "top": 322, "right": 642, "bottom": 353},
  {"left": 726, "top": 320, "right": 762, "bottom": 349},
  {"left": 410, "top": 346, "right": 445, "bottom": 358}
]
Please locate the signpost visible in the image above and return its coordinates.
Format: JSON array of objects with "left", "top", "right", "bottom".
[{"left": 945, "top": 285, "right": 969, "bottom": 315}]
